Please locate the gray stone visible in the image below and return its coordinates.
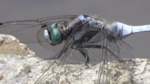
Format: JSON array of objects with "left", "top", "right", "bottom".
[{"left": 0, "top": 34, "right": 149, "bottom": 84}]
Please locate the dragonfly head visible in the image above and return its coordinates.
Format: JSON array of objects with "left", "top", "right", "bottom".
[{"left": 44, "top": 23, "right": 63, "bottom": 46}]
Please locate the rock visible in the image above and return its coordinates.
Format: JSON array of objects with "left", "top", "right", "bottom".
[
  {"left": 0, "top": 34, "right": 51, "bottom": 84},
  {"left": 0, "top": 34, "right": 35, "bottom": 56},
  {"left": 133, "top": 58, "right": 150, "bottom": 84},
  {"left": 0, "top": 34, "right": 149, "bottom": 84}
]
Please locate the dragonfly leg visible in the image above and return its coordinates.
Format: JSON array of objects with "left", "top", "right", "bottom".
[
  {"left": 75, "top": 48, "right": 89, "bottom": 66},
  {"left": 78, "top": 45, "right": 124, "bottom": 63}
]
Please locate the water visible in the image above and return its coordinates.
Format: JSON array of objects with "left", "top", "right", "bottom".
[{"left": 1, "top": 14, "right": 150, "bottom": 83}]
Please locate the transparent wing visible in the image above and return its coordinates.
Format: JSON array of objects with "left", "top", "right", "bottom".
[
  {"left": 61, "top": 19, "right": 134, "bottom": 83},
  {"left": 69, "top": 34, "right": 134, "bottom": 83},
  {"left": 35, "top": 19, "right": 135, "bottom": 84},
  {"left": 97, "top": 34, "right": 135, "bottom": 84},
  {"left": 0, "top": 15, "right": 78, "bottom": 53},
  {"left": 0, "top": 15, "right": 78, "bottom": 26},
  {"left": 35, "top": 21, "right": 90, "bottom": 84}
]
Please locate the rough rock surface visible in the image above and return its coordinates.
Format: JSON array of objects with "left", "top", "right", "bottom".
[
  {"left": 0, "top": 34, "right": 51, "bottom": 84},
  {"left": 0, "top": 34, "right": 149, "bottom": 84}
]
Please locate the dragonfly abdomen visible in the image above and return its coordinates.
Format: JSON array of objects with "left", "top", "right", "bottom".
[{"left": 109, "top": 22, "right": 150, "bottom": 39}]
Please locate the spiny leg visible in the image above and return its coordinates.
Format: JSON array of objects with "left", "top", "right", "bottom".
[
  {"left": 75, "top": 45, "right": 103, "bottom": 65},
  {"left": 79, "top": 45, "right": 123, "bottom": 62},
  {"left": 43, "top": 44, "right": 122, "bottom": 63},
  {"left": 75, "top": 48, "right": 89, "bottom": 65}
]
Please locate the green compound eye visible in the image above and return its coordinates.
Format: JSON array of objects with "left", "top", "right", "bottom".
[{"left": 48, "top": 23, "right": 62, "bottom": 45}]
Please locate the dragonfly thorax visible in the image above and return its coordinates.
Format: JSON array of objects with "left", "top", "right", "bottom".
[{"left": 44, "top": 23, "right": 63, "bottom": 45}]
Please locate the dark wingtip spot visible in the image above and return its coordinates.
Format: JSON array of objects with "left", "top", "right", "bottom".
[
  {"left": 0, "top": 23, "right": 3, "bottom": 25},
  {"left": 83, "top": 14, "right": 89, "bottom": 17},
  {"left": 41, "top": 24, "right": 47, "bottom": 28}
]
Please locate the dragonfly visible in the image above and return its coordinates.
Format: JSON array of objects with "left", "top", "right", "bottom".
[{"left": 0, "top": 14, "right": 150, "bottom": 84}]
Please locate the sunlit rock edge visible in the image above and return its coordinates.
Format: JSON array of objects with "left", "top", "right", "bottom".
[{"left": 0, "top": 34, "right": 149, "bottom": 84}]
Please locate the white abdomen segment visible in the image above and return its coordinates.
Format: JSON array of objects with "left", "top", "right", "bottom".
[{"left": 109, "top": 22, "right": 150, "bottom": 38}]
